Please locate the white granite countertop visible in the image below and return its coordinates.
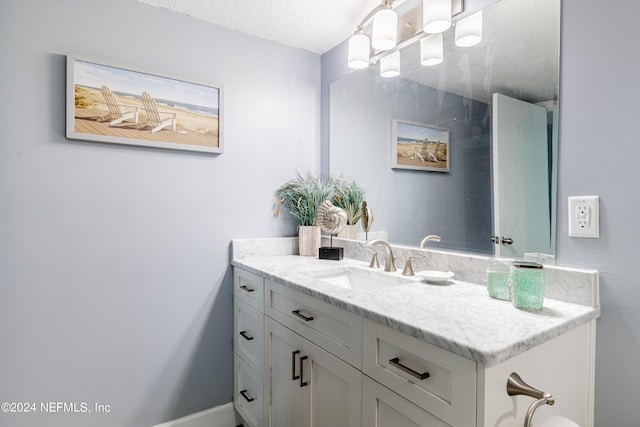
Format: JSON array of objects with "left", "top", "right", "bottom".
[{"left": 231, "top": 255, "right": 599, "bottom": 366}]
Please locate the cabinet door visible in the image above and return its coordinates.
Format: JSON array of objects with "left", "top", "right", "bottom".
[
  {"left": 265, "top": 317, "right": 362, "bottom": 427},
  {"left": 301, "top": 338, "right": 362, "bottom": 427},
  {"left": 234, "top": 298, "right": 264, "bottom": 374},
  {"left": 264, "top": 318, "right": 305, "bottom": 427},
  {"left": 362, "top": 376, "right": 451, "bottom": 427}
]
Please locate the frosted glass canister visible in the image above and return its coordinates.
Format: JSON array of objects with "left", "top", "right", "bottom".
[
  {"left": 486, "top": 258, "right": 512, "bottom": 300},
  {"left": 510, "top": 261, "right": 545, "bottom": 310}
]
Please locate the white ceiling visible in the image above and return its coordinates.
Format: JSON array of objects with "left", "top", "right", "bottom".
[
  {"left": 136, "top": 0, "right": 384, "bottom": 54},
  {"left": 137, "top": 0, "right": 559, "bottom": 104}
]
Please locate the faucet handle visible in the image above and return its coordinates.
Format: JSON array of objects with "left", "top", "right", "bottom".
[
  {"left": 367, "top": 249, "right": 380, "bottom": 269},
  {"left": 402, "top": 256, "right": 424, "bottom": 276}
]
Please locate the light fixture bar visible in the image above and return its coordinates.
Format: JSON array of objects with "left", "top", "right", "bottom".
[{"left": 349, "top": 0, "right": 470, "bottom": 69}]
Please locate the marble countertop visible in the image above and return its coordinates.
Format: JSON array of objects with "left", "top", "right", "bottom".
[{"left": 231, "top": 255, "right": 599, "bottom": 366}]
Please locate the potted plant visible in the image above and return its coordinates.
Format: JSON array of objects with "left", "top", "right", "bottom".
[
  {"left": 275, "top": 172, "right": 332, "bottom": 256},
  {"left": 330, "top": 177, "right": 366, "bottom": 240}
]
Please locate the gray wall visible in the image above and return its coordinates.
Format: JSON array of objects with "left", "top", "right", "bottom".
[
  {"left": 0, "top": 1, "right": 319, "bottom": 426},
  {"left": 321, "top": 0, "right": 639, "bottom": 425},
  {"left": 557, "top": 0, "right": 640, "bottom": 425}
]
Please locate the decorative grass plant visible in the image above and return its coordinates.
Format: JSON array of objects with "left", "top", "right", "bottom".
[
  {"left": 275, "top": 172, "right": 332, "bottom": 226},
  {"left": 330, "top": 177, "right": 366, "bottom": 225}
]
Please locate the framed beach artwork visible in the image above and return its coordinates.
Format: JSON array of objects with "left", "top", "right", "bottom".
[
  {"left": 391, "top": 119, "right": 449, "bottom": 172},
  {"left": 66, "top": 55, "right": 223, "bottom": 154}
]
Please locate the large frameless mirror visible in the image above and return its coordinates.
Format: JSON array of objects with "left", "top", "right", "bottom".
[{"left": 330, "top": 0, "right": 560, "bottom": 258}]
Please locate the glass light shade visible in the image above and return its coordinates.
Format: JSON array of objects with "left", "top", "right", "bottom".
[
  {"left": 347, "top": 32, "right": 371, "bottom": 69},
  {"left": 423, "top": 0, "right": 452, "bottom": 33},
  {"left": 420, "top": 33, "right": 444, "bottom": 66},
  {"left": 372, "top": 8, "right": 398, "bottom": 51},
  {"left": 455, "top": 11, "right": 483, "bottom": 47},
  {"left": 380, "top": 51, "right": 401, "bottom": 78}
]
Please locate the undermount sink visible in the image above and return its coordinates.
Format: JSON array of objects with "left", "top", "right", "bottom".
[{"left": 303, "top": 265, "right": 414, "bottom": 292}]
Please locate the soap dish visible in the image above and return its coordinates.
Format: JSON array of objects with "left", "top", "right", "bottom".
[{"left": 417, "top": 270, "right": 455, "bottom": 283}]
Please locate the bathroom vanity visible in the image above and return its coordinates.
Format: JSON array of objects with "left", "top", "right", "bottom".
[{"left": 231, "top": 238, "right": 598, "bottom": 427}]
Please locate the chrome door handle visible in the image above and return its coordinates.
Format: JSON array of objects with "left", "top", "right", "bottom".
[
  {"left": 389, "top": 357, "right": 430, "bottom": 380},
  {"left": 292, "top": 309, "right": 314, "bottom": 322},
  {"left": 501, "top": 237, "right": 513, "bottom": 245}
]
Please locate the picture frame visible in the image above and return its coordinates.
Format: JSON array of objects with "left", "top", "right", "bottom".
[
  {"left": 66, "top": 55, "right": 223, "bottom": 154},
  {"left": 391, "top": 119, "right": 449, "bottom": 172}
]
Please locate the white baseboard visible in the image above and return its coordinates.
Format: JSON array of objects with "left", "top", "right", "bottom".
[{"left": 152, "top": 402, "right": 238, "bottom": 427}]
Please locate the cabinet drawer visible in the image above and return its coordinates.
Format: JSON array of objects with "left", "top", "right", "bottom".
[
  {"left": 234, "top": 355, "right": 264, "bottom": 427},
  {"left": 363, "top": 320, "right": 476, "bottom": 426},
  {"left": 362, "top": 376, "right": 450, "bottom": 427},
  {"left": 234, "top": 268, "right": 264, "bottom": 312},
  {"left": 265, "top": 280, "right": 363, "bottom": 369},
  {"left": 234, "top": 298, "right": 264, "bottom": 375}
]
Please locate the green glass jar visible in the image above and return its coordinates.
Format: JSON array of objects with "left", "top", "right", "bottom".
[
  {"left": 486, "top": 258, "right": 512, "bottom": 300},
  {"left": 510, "top": 261, "right": 545, "bottom": 310}
]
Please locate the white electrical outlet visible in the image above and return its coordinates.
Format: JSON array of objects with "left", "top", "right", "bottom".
[{"left": 568, "top": 196, "right": 600, "bottom": 238}]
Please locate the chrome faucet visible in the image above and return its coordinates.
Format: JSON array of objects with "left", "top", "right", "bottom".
[
  {"left": 366, "top": 239, "right": 396, "bottom": 272},
  {"left": 420, "top": 234, "right": 441, "bottom": 248}
]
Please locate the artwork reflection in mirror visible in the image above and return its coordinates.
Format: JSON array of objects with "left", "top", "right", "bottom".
[
  {"left": 329, "top": 0, "right": 559, "bottom": 257},
  {"left": 392, "top": 119, "right": 450, "bottom": 173}
]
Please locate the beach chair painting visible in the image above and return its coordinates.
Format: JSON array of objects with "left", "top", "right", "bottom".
[
  {"left": 141, "top": 91, "right": 177, "bottom": 133},
  {"left": 391, "top": 119, "right": 449, "bottom": 172},
  {"left": 413, "top": 139, "right": 441, "bottom": 163},
  {"left": 100, "top": 85, "right": 140, "bottom": 126},
  {"left": 67, "top": 55, "right": 223, "bottom": 154}
]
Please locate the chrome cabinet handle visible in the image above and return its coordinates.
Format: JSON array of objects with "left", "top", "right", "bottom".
[
  {"left": 292, "top": 309, "right": 314, "bottom": 322},
  {"left": 239, "top": 331, "right": 254, "bottom": 341},
  {"left": 299, "top": 355, "right": 308, "bottom": 387},
  {"left": 292, "top": 350, "right": 300, "bottom": 380},
  {"left": 240, "top": 389, "right": 255, "bottom": 402},
  {"left": 239, "top": 285, "right": 254, "bottom": 293},
  {"left": 389, "top": 357, "right": 430, "bottom": 380}
]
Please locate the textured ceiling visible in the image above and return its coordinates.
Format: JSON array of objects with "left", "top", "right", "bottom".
[
  {"left": 137, "top": 0, "right": 559, "bottom": 104},
  {"left": 136, "top": 0, "right": 383, "bottom": 54}
]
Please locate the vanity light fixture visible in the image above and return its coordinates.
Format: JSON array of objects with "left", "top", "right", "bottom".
[
  {"left": 347, "top": 29, "right": 371, "bottom": 69},
  {"left": 420, "top": 33, "right": 444, "bottom": 66},
  {"left": 380, "top": 50, "right": 401, "bottom": 77},
  {"left": 372, "top": 4, "right": 398, "bottom": 51},
  {"left": 455, "top": 10, "right": 483, "bottom": 47},
  {"left": 423, "top": 0, "right": 452, "bottom": 34},
  {"left": 347, "top": 0, "right": 482, "bottom": 73}
]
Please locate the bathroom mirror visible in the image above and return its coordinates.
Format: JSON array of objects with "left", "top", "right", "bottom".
[{"left": 329, "top": 0, "right": 559, "bottom": 257}]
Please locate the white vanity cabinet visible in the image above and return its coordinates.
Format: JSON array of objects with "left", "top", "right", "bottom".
[
  {"left": 264, "top": 316, "right": 362, "bottom": 427},
  {"left": 363, "top": 319, "right": 477, "bottom": 426},
  {"left": 233, "top": 266, "right": 596, "bottom": 427},
  {"left": 233, "top": 269, "right": 265, "bottom": 427}
]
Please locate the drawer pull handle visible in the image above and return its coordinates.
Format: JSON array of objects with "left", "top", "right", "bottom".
[
  {"left": 389, "top": 357, "right": 430, "bottom": 380},
  {"left": 239, "top": 389, "right": 255, "bottom": 402},
  {"left": 292, "top": 350, "right": 300, "bottom": 380},
  {"left": 299, "top": 355, "right": 309, "bottom": 387},
  {"left": 239, "top": 331, "right": 254, "bottom": 341},
  {"left": 292, "top": 309, "right": 314, "bottom": 322},
  {"left": 239, "top": 285, "right": 255, "bottom": 293}
]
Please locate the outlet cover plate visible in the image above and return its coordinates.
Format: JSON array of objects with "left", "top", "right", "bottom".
[{"left": 568, "top": 196, "right": 600, "bottom": 238}]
